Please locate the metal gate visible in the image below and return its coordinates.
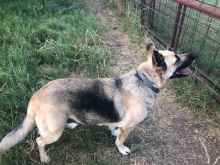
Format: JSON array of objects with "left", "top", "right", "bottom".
[{"left": 114, "top": 0, "right": 220, "bottom": 97}]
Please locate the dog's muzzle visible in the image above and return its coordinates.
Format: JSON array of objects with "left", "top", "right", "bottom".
[{"left": 170, "top": 53, "right": 197, "bottom": 79}]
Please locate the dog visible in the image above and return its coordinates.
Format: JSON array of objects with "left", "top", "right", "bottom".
[{"left": 0, "top": 42, "right": 197, "bottom": 163}]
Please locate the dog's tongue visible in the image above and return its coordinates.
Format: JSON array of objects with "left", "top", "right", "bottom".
[{"left": 180, "top": 68, "right": 189, "bottom": 76}]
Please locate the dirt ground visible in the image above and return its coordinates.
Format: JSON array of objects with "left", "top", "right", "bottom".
[{"left": 87, "top": 0, "right": 220, "bottom": 165}]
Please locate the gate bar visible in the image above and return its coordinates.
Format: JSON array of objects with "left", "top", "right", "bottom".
[{"left": 172, "top": 0, "right": 220, "bottom": 19}]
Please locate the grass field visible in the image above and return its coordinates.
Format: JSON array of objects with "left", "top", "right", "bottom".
[
  {"left": 1, "top": 0, "right": 220, "bottom": 164},
  {"left": 0, "top": 0, "right": 111, "bottom": 164},
  {"left": 102, "top": 0, "right": 220, "bottom": 123}
]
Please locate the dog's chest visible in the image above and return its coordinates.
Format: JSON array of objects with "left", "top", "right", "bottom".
[
  {"left": 144, "top": 93, "right": 155, "bottom": 109},
  {"left": 140, "top": 93, "right": 155, "bottom": 120},
  {"left": 128, "top": 89, "right": 156, "bottom": 123},
  {"left": 130, "top": 86, "right": 156, "bottom": 107}
]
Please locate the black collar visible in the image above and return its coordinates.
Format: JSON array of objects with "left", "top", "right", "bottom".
[{"left": 136, "top": 70, "right": 160, "bottom": 93}]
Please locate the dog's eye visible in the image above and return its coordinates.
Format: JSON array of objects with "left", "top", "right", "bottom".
[{"left": 175, "top": 55, "right": 181, "bottom": 65}]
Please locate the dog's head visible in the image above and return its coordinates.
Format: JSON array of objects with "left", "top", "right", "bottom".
[{"left": 140, "top": 41, "right": 197, "bottom": 88}]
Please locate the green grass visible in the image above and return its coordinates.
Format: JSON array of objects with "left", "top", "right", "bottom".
[
  {"left": 102, "top": 0, "right": 145, "bottom": 44},
  {"left": 169, "top": 77, "right": 220, "bottom": 123},
  {"left": 102, "top": 0, "right": 220, "bottom": 124},
  {"left": 0, "top": 0, "right": 111, "bottom": 164}
]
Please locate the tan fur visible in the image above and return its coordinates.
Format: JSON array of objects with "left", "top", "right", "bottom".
[
  {"left": 0, "top": 42, "right": 196, "bottom": 163},
  {"left": 0, "top": 107, "right": 35, "bottom": 154}
]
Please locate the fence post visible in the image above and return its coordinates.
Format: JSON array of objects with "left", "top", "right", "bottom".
[
  {"left": 149, "top": 0, "right": 156, "bottom": 30},
  {"left": 42, "top": 0, "right": 45, "bottom": 6},
  {"left": 133, "top": 0, "right": 137, "bottom": 9},
  {"left": 173, "top": 6, "right": 186, "bottom": 50},
  {"left": 122, "top": 0, "right": 126, "bottom": 9},
  {"left": 140, "top": 0, "right": 146, "bottom": 30},
  {"left": 171, "top": 4, "right": 182, "bottom": 49}
]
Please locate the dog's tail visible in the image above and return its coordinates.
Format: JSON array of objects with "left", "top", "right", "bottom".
[{"left": 0, "top": 109, "right": 35, "bottom": 153}]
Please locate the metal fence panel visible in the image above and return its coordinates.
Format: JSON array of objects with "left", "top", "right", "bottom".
[{"left": 126, "top": 0, "right": 220, "bottom": 97}]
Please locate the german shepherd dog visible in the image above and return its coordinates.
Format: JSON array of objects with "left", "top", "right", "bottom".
[{"left": 0, "top": 42, "right": 197, "bottom": 163}]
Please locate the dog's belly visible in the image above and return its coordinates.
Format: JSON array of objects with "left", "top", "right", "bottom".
[{"left": 70, "top": 110, "right": 119, "bottom": 125}]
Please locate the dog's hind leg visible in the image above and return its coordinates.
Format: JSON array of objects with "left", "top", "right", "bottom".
[
  {"left": 36, "top": 134, "right": 62, "bottom": 163},
  {"left": 35, "top": 112, "right": 66, "bottom": 163},
  {"left": 115, "top": 127, "right": 133, "bottom": 155}
]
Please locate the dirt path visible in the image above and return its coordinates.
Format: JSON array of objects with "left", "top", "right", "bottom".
[
  {"left": 87, "top": 0, "right": 144, "bottom": 74},
  {"left": 87, "top": 0, "right": 220, "bottom": 165}
]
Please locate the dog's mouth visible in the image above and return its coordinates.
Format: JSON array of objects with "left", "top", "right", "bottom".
[
  {"left": 170, "top": 53, "right": 197, "bottom": 79},
  {"left": 171, "top": 68, "right": 190, "bottom": 79}
]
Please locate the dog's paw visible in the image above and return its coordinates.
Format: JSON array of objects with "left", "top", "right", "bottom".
[
  {"left": 40, "top": 154, "right": 51, "bottom": 163},
  {"left": 118, "top": 145, "right": 131, "bottom": 155},
  {"left": 66, "top": 123, "right": 78, "bottom": 129}
]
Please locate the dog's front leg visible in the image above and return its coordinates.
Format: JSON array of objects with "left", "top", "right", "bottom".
[{"left": 115, "top": 127, "right": 133, "bottom": 155}]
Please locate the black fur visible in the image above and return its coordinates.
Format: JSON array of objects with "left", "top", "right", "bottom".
[
  {"left": 175, "top": 53, "right": 197, "bottom": 72},
  {"left": 152, "top": 50, "right": 167, "bottom": 70},
  {"left": 60, "top": 80, "right": 120, "bottom": 123},
  {"left": 174, "top": 54, "right": 181, "bottom": 65},
  {"left": 67, "top": 119, "right": 77, "bottom": 123},
  {"left": 170, "top": 53, "right": 197, "bottom": 79},
  {"left": 114, "top": 77, "right": 122, "bottom": 89},
  {"left": 135, "top": 72, "right": 144, "bottom": 85}
]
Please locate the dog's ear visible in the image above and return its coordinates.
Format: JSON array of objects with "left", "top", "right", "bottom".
[
  {"left": 146, "top": 39, "right": 156, "bottom": 53},
  {"left": 152, "top": 50, "right": 167, "bottom": 70}
]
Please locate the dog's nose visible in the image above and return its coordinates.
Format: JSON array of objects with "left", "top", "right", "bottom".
[{"left": 188, "top": 53, "right": 197, "bottom": 60}]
